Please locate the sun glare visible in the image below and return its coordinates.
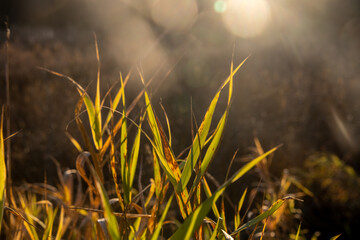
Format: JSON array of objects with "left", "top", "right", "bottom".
[
  {"left": 221, "top": 0, "right": 271, "bottom": 38},
  {"left": 150, "top": 0, "right": 198, "bottom": 31}
]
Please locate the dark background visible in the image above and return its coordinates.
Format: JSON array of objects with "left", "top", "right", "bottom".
[{"left": 1, "top": 0, "right": 360, "bottom": 238}]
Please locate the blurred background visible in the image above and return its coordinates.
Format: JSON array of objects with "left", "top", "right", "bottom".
[{"left": 1, "top": 0, "right": 360, "bottom": 238}]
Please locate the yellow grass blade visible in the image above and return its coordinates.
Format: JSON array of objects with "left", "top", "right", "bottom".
[
  {"left": 54, "top": 206, "right": 64, "bottom": 240},
  {"left": 93, "top": 34, "right": 103, "bottom": 150},
  {"left": 65, "top": 132, "right": 83, "bottom": 152},
  {"left": 295, "top": 223, "right": 301, "bottom": 240},
  {"left": 330, "top": 234, "right": 341, "bottom": 240},
  {"left": 110, "top": 134, "right": 125, "bottom": 211},
  {"left": 0, "top": 110, "right": 6, "bottom": 234},
  {"left": 76, "top": 152, "right": 96, "bottom": 195},
  {"left": 234, "top": 188, "right": 247, "bottom": 229},
  {"left": 202, "top": 177, "right": 220, "bottom": 219}
]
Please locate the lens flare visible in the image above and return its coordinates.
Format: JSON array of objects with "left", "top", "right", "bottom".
[
  {"left": 222, "top": 0, "right": 271, "bottom": 38},
  {"left": 214, "top": 0, "right": 227, "bottom": 13},
  {"left": 150, "top": 0, "right": 198, "bottom": 31}
]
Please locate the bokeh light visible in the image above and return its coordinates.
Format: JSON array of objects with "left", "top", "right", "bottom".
[
  {"left": 214, "top": 0, "right": 227, "bottom": 13},
  {"left": 221, "top": 0, "right": 271, "bottom": 38},
  {"left": 150, "top": 0, "right": 198, "bottom": 31}
]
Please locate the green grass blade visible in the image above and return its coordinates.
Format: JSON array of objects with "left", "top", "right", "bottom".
[
  {"left": 128, "top": 114, "right": 144, "bottom": 192},
  {"left": 152, "top": 149, "right": 162, "bottom": 198},
  {"left": 209, "top": 217, "right": 223, "bottom": 240},
  {"left": 219, "top": 56, "right": 248, "bottom": 91},
  {"left": 88, "top": 158, "right": 120, "bottom": 239},
  {"left": 143, "top": 89, "right": 177, "bottom": 186},
  {"left": 0, "top": 111, "right": 6, "bottom": 234},
  {"left": 150, "top": 195, "right": 174, "bottom": 240},
  {"left": 179, "top": 58, "right": 246, "bottom": 192},
  {"left": 169, "top": 185, "right": 227, "bottom": 240},
  {"left": 103, "top": 75, "right": 123, "bottom": 132},
  {"left": 41, "top": 67, "right": 103, "bottom": 149},
  {"left": 231, "top": 197, "right": 287, "bottom": 235},
  {"left": 188, "top": 60, "right": 241, "bottom": 196},
  {"left": 202, "top": 177, "right": 220, "bottom": 219},
  {"left": 190, "top": 110, "right": 228, "bottom": 194},
  {"left": 94, "top": 33, "right": 103, "bottom": 149},
  {"left": 234, "top": 188, "right": 247, "bottom": 229},
  {"left": 170, "top": 144, "right": 271, "bottom": 240},
  {"left": 142, "top": 81, "right": 162, "bottom": 151},
  {"left": 78, "top": 90, "right": 103, "bottom": 150},
  {"left": 153, "top": 115, "right": 192, "bottom": 217},
  {"left": 55, "top": 206, "right": 64, "bottom": 240},
  {"left": 180, "top": 90, "right": 220, "bottom": 191},
  {"left": 229, "top": 146, "right": 279, "bottom": 185},
  {"left": 42, "top": 207, "right": 58, "bottom": 240},
  {"left": 120, "top": 73, "right": 131, "bottom": 204},
  {"left": 139, "top": 76, "right": 183, "bottom": 189},
  {"left": 120, "top": 108, "right": 128, "bottom": 203}
]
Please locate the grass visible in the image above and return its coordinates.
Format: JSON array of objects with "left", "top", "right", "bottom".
[{"left": 0, "top": 43, "right": 343, "bottom": 239}]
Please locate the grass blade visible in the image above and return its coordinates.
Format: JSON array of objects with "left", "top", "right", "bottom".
[
  {"left": 202, "top": 177, "right": 220, "bottom": 219},
  {"left": 143, "top": 87, "right": 177, "bottom": 187},
  {"left": 120, "top": 109, "right": 128, "bottom": 204},
  {"left": 231, "top": 197, "right": 287, "bottom": 235},
  {"left": 0, "top": 110, "right": 6, "bottom": 234},
  {"left": 150, "top": 195, "right": 174, "bottom": 240},
  {"left": 295, "top": 223, "right": 301, "bottom": 240},
  {"left": 110, "top": 133, "right": 125, "bottom": 211},
  {"left": 170, "top": 145, "right": 275, "bottom": 240},
  {"left": 229, "top": 146, "right": 279, "bottom": 185},
  {"left": 209, "top": 217, "right": 223, "bottom": 240},
  {"left": 169, "top": 184, "right": 227, "bottom": 240},
  {"left": 180, "top": 90, "right": 220, "bottom": 191},
  {"left": 179, "top": 58, "right": 247, "bottom": 192},
  {"left": 54, "top": 206, "right": 64, "bottom": 240},
  {"left": 128, "top": 114, "right": 145, "bottom": 192},
  {"left": 65, "top": 132, "right": 83, "bottom": 152},
  {"left": 42, "top": 207, "right": 58, "bottom": 240},
  {"left": 89, "top": 159, "right": 120, "bottom": 239},
  {"left": 330, "top": 234, "right": 341, "bottom": 240},
  {"left": 94, "top": 34, "right": 103, "bottom": 150},
  {"left": 234, "top": 188, "right": 247, "bottom": 229},
  {"left": 190, "top": 111, "right": 228, "bottom": 194}
]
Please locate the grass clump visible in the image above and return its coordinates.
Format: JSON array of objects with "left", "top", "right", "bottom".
[{"left": 0, "top": 48, "right": 319, "bottom": 239}]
